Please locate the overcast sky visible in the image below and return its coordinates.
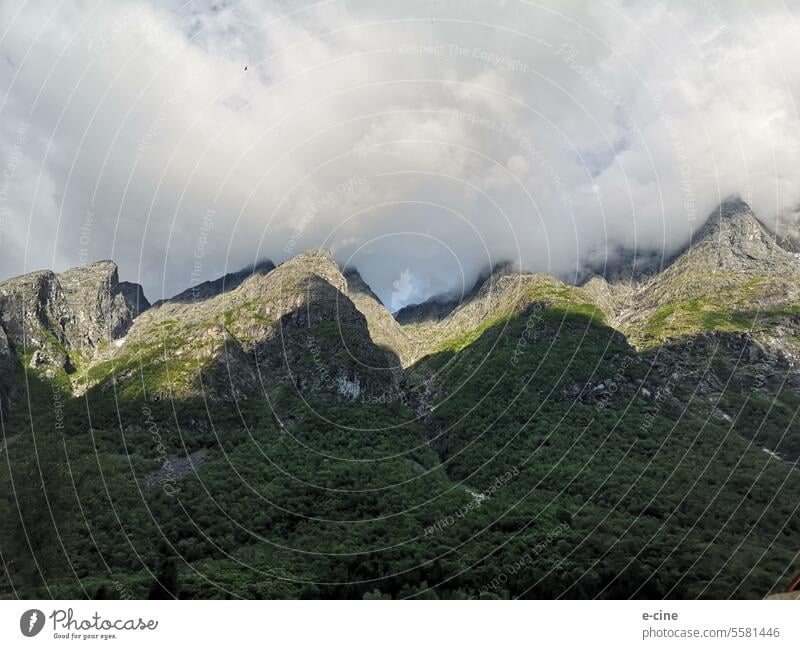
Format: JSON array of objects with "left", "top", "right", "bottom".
[{"left": 1, "top": 0, "right": 799, "bottom": 308}]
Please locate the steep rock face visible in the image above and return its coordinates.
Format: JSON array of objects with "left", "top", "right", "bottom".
[
  {"left": 58, "top": 261, "right": 150, "bottom": 352},
  {"left": 344, "top": 268, "right": 414, "bottom": 366},
  {"left": 0, "top": 270, "right": 72, "bottom": 370},
  {"left": 0, "top": 324, "right": 20, "bottom": 411},
  {"left": 118, "top": 281, "right": 151, "bottom": 315},
  {"left": 0, "top": 261, "right": 149, "bottom": 400}
]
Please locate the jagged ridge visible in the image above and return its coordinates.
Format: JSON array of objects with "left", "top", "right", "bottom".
[{"left": 2, "top": 197, "right": 799, "bottom": 410}]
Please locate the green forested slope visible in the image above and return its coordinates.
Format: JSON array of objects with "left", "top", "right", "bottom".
[{"left": 2, "top": 302, "right": 797, "bottom": 599}]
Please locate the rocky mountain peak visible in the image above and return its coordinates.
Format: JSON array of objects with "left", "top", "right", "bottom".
[
  {"left": 276, "top": 248, "right": 346, "bottom": 294},
  {"left": 688, "top": 196, "right": 789, "bottom": 272},
  {"left": 612, "top": 198, "right": 800, "bottom": 348},
  {"left": 696, "top": 196, "right": 754, "bottom": 235}
]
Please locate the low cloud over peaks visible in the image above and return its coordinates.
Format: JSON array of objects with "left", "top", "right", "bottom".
[{"left": 2, "top": 0, "right": 799, "bottom": 307}]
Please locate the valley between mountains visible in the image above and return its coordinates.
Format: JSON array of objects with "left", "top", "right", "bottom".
[{"left": 1, "top": 197, "right": 799, "bottom": 599}]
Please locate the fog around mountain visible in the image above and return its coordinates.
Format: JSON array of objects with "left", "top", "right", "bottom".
[{"left": 1, "top": 0, "right": 800, "bottom": 308}]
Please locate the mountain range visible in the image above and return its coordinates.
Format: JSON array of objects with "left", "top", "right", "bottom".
[{"left": 0, "top": 197, "right": 798, "bottom": 599}]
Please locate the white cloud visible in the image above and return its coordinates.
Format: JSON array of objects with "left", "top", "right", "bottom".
[{"left": 1, "top": 0, "right": 799, "bottom": 307}]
